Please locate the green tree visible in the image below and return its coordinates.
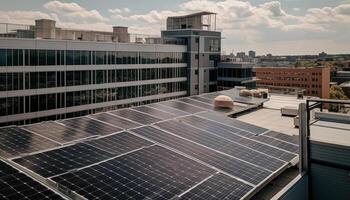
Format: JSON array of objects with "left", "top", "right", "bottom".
[{"left": 329, "top": 85, "right": 348, "bottom": 112}]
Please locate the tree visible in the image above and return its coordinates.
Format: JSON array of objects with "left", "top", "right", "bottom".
[{"left": 329, "top": 85, "right": 348, "bottom": 112}]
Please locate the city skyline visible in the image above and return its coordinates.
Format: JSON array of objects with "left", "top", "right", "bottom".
[{"left": 1, "top": 0, "right": 350, "bottom": 55}]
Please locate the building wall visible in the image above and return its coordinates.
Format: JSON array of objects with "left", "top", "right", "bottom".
[
  {"left": 217, "top": 62, "right": 255, "bottom": 90},
  {"left": 162, "top": 29, "right": 221, "bottom": 95},
  {"left": 0, "top": 38, "right": 188, "bottom": 126},
  {"left": 256, "top": 67, "right": 330, "bottom": 98}
]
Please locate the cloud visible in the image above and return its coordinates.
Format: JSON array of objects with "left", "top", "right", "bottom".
[
  {"left": 293, "top": 8, "right": 300, "bottom": 12},
  {"left": 44, "top": 1, "right": 108, "bottom": 23},
  {"left": 108, "top": 8, "right": 130, "bottom": 14},
  {"left": 0, "top": 11, "right": 54, "bottom": 24}
]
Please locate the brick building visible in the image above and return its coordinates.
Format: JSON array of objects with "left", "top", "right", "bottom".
[{"left": 256, "top": 67, "right": 330, "bottom": 98}]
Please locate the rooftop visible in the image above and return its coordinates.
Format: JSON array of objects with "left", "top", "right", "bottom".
[{"left": 1, "top": 89, "right": 349, "bottom": 199}]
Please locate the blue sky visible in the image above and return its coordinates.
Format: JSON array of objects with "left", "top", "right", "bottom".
[{"left": 1, "top": 0, "right": 350, "bottom": 55}]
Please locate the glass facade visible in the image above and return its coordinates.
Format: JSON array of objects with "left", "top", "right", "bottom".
[
  {"left": 0, "top": 47, "right": 188, "bottom": 127},
  {"left": 0, "top": 68, "right": 186, "bottom": 91},
  {"left": 0, "top": 49, "right": 187, "bottom": 66}
]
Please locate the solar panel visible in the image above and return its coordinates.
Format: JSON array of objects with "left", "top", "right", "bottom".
[
  {"left": 179, "top": 115, "right": 297, "bottom": 162},
  {"left": 0, "top": 127, "right": 60, "bottom": 159},
  {"left": 85, "top": 132, "right": 153, "bottom": 155},
  {"left": 90, "top": 113, "right": 141, "bottom": 130},
  {"left": 110, "top": 109, "right": 161, "bottom": 125},
  {"left": 177, "top": 98, "right": 214, "bottom": 110},
  {"left": 60, "top": 117, "right": 122, "bottom": 136},
  {"left": 132, "top": 126, "right": 270, "bottom": 185},
  {"left": 180, "top": 173, "right": 253, "bottom": 200},
  {"left": 52, "top": 145, "right": 216, "bottom": 200},
  {"left": 253, "top": 135, "right": 299, "bottom": 154},
  {"left": 190, "top": 96, "right": 214, "bottom": 104},
  {"left": 159, "top": 101, "right": 205, "bottom": 114},
  {"left": 148, "top": 103, "right": 190, "bottom": 116},
  {"left": 0, "top": 161, "right": 64, "bottom": 200},
  {"left": 132, "top": 105, "right": 177, "bottom": 119},
  {"left": 263, "top": 131, "right": 299, "bottom": 145},
  {"left": 197, "top": 111, "right": 268, "bottom": 135},
  {"left": 14, "top": 143, "right": 114, "bottom": 178},
  {"left": 156, "top": 120, "right": 286, "bottom": 171},
  {"left": 23, "top": 122, "right": 94, "bottom": 144}
]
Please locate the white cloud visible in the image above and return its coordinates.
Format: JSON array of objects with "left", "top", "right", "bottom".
[
  {"left": 44, "top": 1, "right": 108, "bottom": 23},
  {"left": 0, "top": 11, "right": 54, "bottom": 24},
  {"left": 293, "top": 8, "right": 300, "bottom": 12},
  {"left": 109, "top": 8, "right": 130, "bottom": 14}
]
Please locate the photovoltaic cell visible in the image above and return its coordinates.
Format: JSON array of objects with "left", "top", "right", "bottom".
[
  {"left": 159, "top": 101, "right": 205, "bottom": 114},
  {"left": 0, "top": 161, "right": 64, "bottom": 200},
  {"left": 179, "top": 115, "right": 297, "bottom": 161},
  {"left": 253, "top": 135, "right": 299, "bottom": 154},
  {"left": 180, "top": 173, "right": 253, "bottom": 200},
  {"left": 264, "top": 131, "right": 299, "bottom": 145},
  {"left": 110, "top": 109, "right": 161, "bottom": 125},
  {"left": 90, "top": 113, "right": 141, "bottom": 130},
  {"left": 23, "top": 122, "right": 94, "bottom": 144},
  {"left": 85, "top": 132, "right": 154, "bottom": 155},
  {"left": 132, "top": 105, "right": 177, "bottom": 119},
  {"left": 148, "top": 103, "right": 190, "bottom": 116},
  {"left": 177, "top": 98, "right": 214, "bottom": 110},
  {"left": 132, "top": 126, "right": 270, "bottom": 185},
  {"left": 197, "top": 112, "right": 268, "bottom": 135},
  {"left": 0, "top": 127, "right": 59, "bottom": 159},
  {"left": 156, "top": 120, "right": 285, "bottom": 171},
  {"left": 190, "top": 96, "right": 214, "bottom": 104},
  {"left": 14, "top": 143, "right": 114, "bottom": 178},
  {"left": 60, "top": 117, "right": 122, "bottom": 136},
  {"left": 52, "top": 145, "right": 215, "bottom": 200}
]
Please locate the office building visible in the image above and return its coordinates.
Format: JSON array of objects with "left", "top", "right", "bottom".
[
  {"left": 0, "top": 12, "right": 220, "bottom": 126},
  {"left": 217, "top": 62, "right": 256, "bottom": 90},
  {"left": 256, "top": 67, "right": 330, "bottom": 98},
  {"left": 236, "top": 52, "right": 246, "bottom": 58},
  {"left": 162, "top": 12, "right": 221, "bottom": 95}
]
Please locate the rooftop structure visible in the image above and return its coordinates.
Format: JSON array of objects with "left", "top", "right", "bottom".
[{"left": 166, "top": 11, "right": 217, "bottom": 31}]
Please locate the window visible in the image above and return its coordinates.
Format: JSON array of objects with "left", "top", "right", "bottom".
[
  {"left": 0, "top": 49, "right": 6, "bottom": 66},
  {"left": 195, "top": 54, "right": 199, "bottom": 60}
]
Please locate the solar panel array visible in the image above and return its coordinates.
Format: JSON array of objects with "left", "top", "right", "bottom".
[
  {"left": 0, "top": 89, "right": 299, "bottom": 200},
  {"left": 0, "top": 160, "right": 64, "bottom": 200}
]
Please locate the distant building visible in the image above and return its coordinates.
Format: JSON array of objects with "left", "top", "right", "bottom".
[
  {"left": 236, "top": 52, "right": 246, "bottom": 58},
  {"left": 217, "top": 62, "right": 256, "bottom": 90},
  {"left": 256, "top": 66, "right": 331, "bottom": 98},
  {"left": 340, "top": 82, "right": 350, "bottom": 98},
  {"left": 332, "top": 71, "right": 350, "bottom": 84},
  {"left": 248, "top": 50, "right": 256, "bottom": 58}
]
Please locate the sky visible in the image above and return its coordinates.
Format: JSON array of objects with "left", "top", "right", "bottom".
[{"left": 0, "top": 0, "right": 350, "bottom": 55}]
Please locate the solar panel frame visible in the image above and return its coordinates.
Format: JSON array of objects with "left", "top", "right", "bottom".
[
  {"left": 0, "top": 160, "right": 65, "bottom": 200},
  {"left": 84, "top": 131, "right": 154, "bottom": 155},
  {"left": 110, "top": 109, "right": 162, "bottom": 125},
  {"left": 263, "top": 131, "right": 299, "bottom": 145},
  {"left": 155, "top": 120, "right": 286, "bottom": 172},
  {"left": 13, "top": 143, "right": 114, "bottom": 178},
  {"left": 159, "top": 100, "right": 206, "bottom": 114},
  {"left": 0, "top": 127, "right": 60, "bottom": 159},
  {"left": 131, "top": 126, "right": 271, "bottom": 185},
  {"left": 196, "top": 111, "right": 268, "bottom": 135},
  {"left": 190, "top": 96, "right": 214, "bottom": 104},
  {"left": 178, "top": 115, "right": 297, "bottom": 162},
  {"left": 52, "top": 145, "right": 216, "bottom": 200},
  {"left": 89, "top": 112, "right": 141, "bottom": 130},
  {"left": 148, "top": 103, "right": 190, "bottom": 116},
  {"left": 177, "top": 98, "right": 214, "bottom": 110},
  {"left": 23, "top": 121, "right": 94, "bottom": 144},
  {"left": 132, "top": 105, "right": 177, "bottom": 119},
  {"left": 180, "top": 173, "right": 254, "bottom": 200},
  {"left": 59, "top": 117, "right": 122, "bottom": 136}
]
